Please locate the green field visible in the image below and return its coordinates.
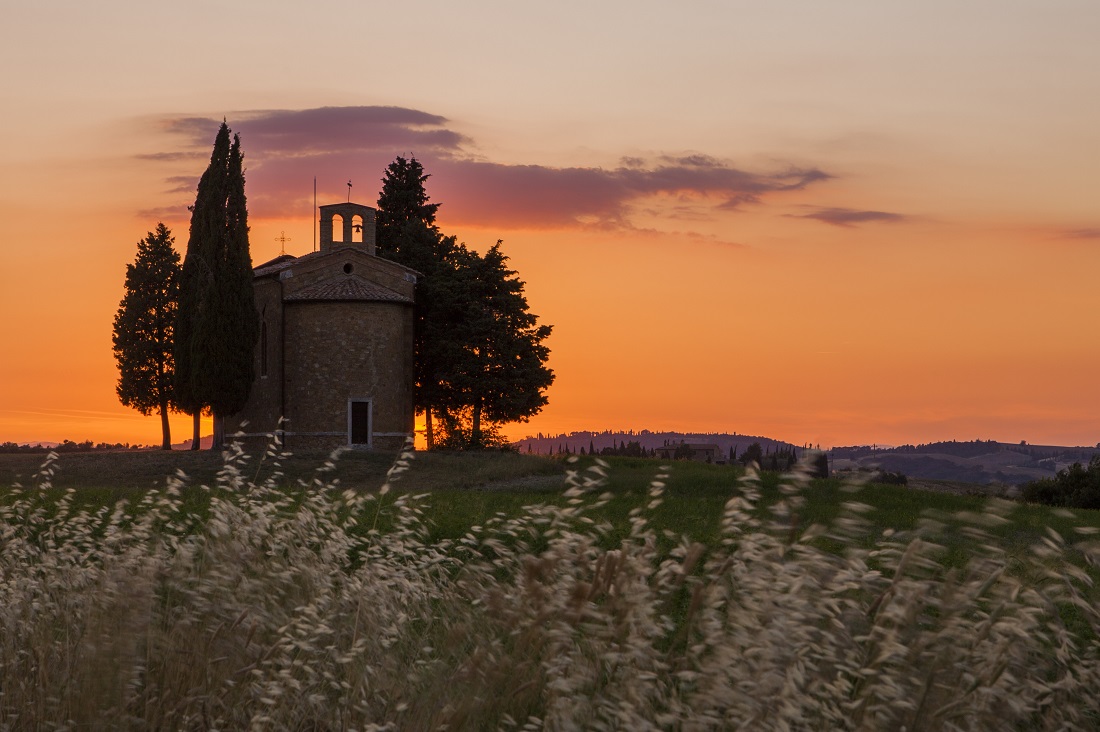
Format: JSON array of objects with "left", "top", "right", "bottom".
[
  {"left": 5, "top": 447, "right": 1097, "bottom": 558},
  {"left": 3, "top": 446, "right": 1100, "bottom": 729}
]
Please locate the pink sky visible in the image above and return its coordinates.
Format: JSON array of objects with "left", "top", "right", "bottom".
[{"left": 1, "top": 1, "right": 1098, "bottom": 448}]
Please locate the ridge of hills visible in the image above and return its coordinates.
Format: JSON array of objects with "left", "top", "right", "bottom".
[
  {"left": 516, "top": 432, "right": 1099, "bottom": 486},
  {"left": 515, "top": 430, "right": 802, "bottom": 458},
  {"left": 831, "top": 440, "right": 1099, "bottom": 486}
]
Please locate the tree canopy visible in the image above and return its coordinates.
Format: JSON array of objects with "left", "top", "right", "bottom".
[
  {"left": 174, "top": 122, "right": 259, "bottom": 448},
  {"left": 443, "top": 243, "right": 553, "bottom": 446},
  {"left": 376, "top": 155, "right": 440, "bottom": 259},
  {"left": 1022, "top": 456, "right": 1100, "bottom": 509},
  {"left": 739, "top": 442, "right": 764, "bottom": 467},
  {"left": 112, "top": 223, "right": 180, "bottom": 450}
]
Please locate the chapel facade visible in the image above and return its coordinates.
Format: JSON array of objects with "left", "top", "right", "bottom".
[{"left": 226, "top": 201, "right": 417, "bottom": 450}]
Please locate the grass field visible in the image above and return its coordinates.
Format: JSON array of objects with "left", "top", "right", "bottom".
[
  {"left": 6, "top": 447, "right": 1098, "bottom": 544},
  {"left": 4, "top": 445, "right": 1100, "bottom": 729}
]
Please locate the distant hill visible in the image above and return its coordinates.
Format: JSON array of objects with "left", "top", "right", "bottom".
[
  {"left": 172, "top": 435, "right": 214, "bottom": 451},
  {"left": 514, "top": 430, "right": 803, "bottom": 460},
  {"left": 830, "top": 440, "right": 1100, "bottom": 486},
  {"left": 0, "top": 435, "right": 213, "bottom": 453},
  {"left": 515, "top": 433, "right": 1100, "bottom": 487}
]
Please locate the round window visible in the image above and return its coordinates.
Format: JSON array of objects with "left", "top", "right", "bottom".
[{"left": 343, "top": 263, "right": 353, "bottom": 274}]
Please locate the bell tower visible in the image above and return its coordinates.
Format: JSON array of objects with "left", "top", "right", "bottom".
[{"left": 318, "top": 202, "right": 376, "bottom": 255}]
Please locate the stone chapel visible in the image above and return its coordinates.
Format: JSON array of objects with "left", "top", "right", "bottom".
[{"left": 226, "top": 202, "right": 418, "bottom": 450}]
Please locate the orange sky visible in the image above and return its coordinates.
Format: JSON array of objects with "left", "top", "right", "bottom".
[{"left": 1, "top": 1, "right": 1099, "bottom": 448}]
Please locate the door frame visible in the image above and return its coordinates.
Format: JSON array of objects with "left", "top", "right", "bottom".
[{"left": 347, "top": 397, "right": 373, "bottom": 447}]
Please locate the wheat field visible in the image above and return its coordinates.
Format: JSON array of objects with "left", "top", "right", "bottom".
[{"left": 2, "top": 441, "right": 1099, "bottom": 730}]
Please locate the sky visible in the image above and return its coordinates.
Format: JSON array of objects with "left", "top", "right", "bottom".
[{"left": 1, "top": 0, "right": 1098, "bottom": 449}]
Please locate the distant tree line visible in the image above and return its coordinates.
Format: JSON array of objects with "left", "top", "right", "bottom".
[
  {"left": 535, "top": 440, "right": 652, "bottom": 458},
  {"left": 530, "top": 439, "right": 830, "bottom": 478},
  {"left": 0, "top": 440, "right": 147, "bottom": 454},
  {"left": 828, "top": 439, "right": 1084, "bottom": 462}
]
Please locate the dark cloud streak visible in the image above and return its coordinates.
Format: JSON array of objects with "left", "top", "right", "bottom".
[
  {"left": 163, "top": 106, "right": 466, "bottom": 156},
  {"left": 794, "top": 207, "right": 906, "bottom": 227},
  {"left": 150, "top": 105, "right": 841, "bottom": 230},
  {"left": 1063, "top": 228, "right": 1100, "bottom": 240}
]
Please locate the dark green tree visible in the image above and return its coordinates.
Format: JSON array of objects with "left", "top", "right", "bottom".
[
  {"left": 441, "top": 242, "right": 554, "bottom": 448},
  {"left": 174, "top": 122, "right": 259, "bottom": 449},
  {"left": 739, "top": 442, "right": 763, "bottom": 467},
  {"left": 375, "top": 157, "right": 553, "bottom": 450},
  {"left": 386, "top": 219, "right": 469, "bottom": 449},
  {"left": 376, "top": 155, "right": 440, "bottom": 258},
  {"left": 112, "top": 223, "right": 180, "bottom": 450},
  {"left": 375, "top": 157, "right": 450, "bottom": 448},
  {"left": 1022, "top": 456, "right": 1100, "bottom": 509}
]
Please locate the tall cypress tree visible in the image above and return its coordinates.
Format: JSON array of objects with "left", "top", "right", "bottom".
[
  {"left": 112, "top": 223, "right": 180, "bottom": 450},
  {"left": 376, "top": 157, "right": 448, "bottom": 448},
  {"left": 375, "top": 155, "right": 440, "bottom": 258},
  {"left": 174, "top": 122, "right": 258, "bottom": 449},
  {"left": 175, "top": 124, "right": 229, "bottom": 448},
  {"left": 375, "top": 156, "right": 553, "bottom": 450}
]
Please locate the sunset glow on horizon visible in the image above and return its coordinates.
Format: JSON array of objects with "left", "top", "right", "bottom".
[{"left": 2, "top": 1, "right": 1098, "bottom": 449}]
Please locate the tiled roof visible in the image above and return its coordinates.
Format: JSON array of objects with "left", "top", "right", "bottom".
[
  {"left": 254, "top": 252, "right": 324, "bottom": 277},
  {"left": 284, "top": 274, "right": 412, "bottom": 304},
  {"left": 253, "top": 249, "right": 421, "bottom": 280}
]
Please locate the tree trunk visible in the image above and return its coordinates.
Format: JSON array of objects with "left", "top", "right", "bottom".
[
  {"left": 159, "top": 400, "right": 172, "bottom": 450},
  {"left": 424, "top": 404, "right": 434, "bottom": 450},
  {"left": 212, "top": 412, "right": 225, "bottom": 450},
  {"left": 471, "top": 399, "right": 481, "bottom": 449},
  {"left": 190, "top": 411, "right": 201, "bottom": 451}
]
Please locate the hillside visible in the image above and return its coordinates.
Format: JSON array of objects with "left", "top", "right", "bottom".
[
  {"left": 830, "top": 440, "right": 1100, "bottom": 486},
  {"left": 514, "top": 430, "right": 802, "bottom": 459},
  {"left": 516, "top": 432, "right": 1100, "bottom": 487}
]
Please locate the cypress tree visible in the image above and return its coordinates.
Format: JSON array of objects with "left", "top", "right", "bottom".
[
  {"left": 175, "top": 122, "right": 259, "bottom": 449},
  {"left": 376, "top": 155, "right": 440, "bottom": 257},
  {"left": 175, "top": 124, "right": 229, "bottom": 448},
  {"left": 112, "top": 223, "right": 180, "bottom": 450},
  {"left": 375, "top": 157, "right": 553, "bottom": 450},
  {"left": 375, "top": 158, "right": 448, "bottom": 448}
]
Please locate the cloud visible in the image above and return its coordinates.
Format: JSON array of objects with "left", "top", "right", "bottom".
[
  {"left": 1062, "top": 228, "right": 1100, "bottom": 240},
  {"left": 134, "top": 151, "right": 206, "bottom": 163},
  {"left": 428, "top": 159, "right": 833, "bottom": 228},
  {"left": 163, "top": 175, "right": 198, "bottom": 194},
  {"left": 147, "top": 105, "right": 836, "bottom": 228},
  {"left": 163, "top": 106, "right": 466, "bottom": 157},
  {"left": 793, "top": 207, "right": 906, "bottom": 227},
  {"left": 135, "top": 204, "right": 191, "bottom": 223}
]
